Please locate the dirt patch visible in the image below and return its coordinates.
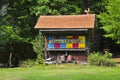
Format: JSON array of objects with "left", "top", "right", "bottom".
[{"left": 113, "top": 58, "right": 120, "bottom": 67}]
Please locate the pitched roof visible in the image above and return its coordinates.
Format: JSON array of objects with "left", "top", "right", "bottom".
[{"left": 34, "top": 14, "right": 96, "bottom": 29}]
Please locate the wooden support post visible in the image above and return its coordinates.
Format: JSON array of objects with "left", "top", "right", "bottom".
[{"left": 44, "top": 36, "right": 48, "bottom": 59}]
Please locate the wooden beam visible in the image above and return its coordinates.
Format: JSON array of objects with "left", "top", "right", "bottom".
[
  {"left": 46, "top": 48, "right": 87, "bottom": 51},
  {"left": 39, "top": 29, "right": 88, "bottom": 32}
]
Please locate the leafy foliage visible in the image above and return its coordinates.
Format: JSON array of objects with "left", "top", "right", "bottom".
[
  {"left": 19, "top": 59, "right": 36, "bottom": 68},
  {"left": 88, "top": 52, "right": 115, "bottom": 67},
  {"left": 0, "top": 25, "right": 36, "bottom": 66},
  {"left": 0, "top": 0, "right": 113, "bottom": 66},
  {"left": 99, "top": 0, "right": 120, "bottom": 44},
  {"left": 31, "top": 0, "right": 83, "bottom": 16},
  {"left": 0, "top": 25, "right": 23, "bottom": 55},
  {"left": 33, "top": 33, "right": 45, "bottom": 64},
  {"left": 89, "top": 0, "right": 108, "bottom": 14},
  {"left": 0, "top": 0, "right": 38, "bottom": 65}
]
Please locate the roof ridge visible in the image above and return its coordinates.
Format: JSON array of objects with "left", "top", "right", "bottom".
[{"left": 40, "top": 14, "right": 95, "bottom": 17}]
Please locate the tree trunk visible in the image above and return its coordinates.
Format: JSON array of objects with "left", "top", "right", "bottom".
[{"left": 8, "top": 52, "right": 13, "bottom": 68}]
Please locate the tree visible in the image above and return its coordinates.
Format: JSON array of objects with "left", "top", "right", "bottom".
[
  {"left": 99, "top": 0, "right": 120, "bottom": 44},
  {"left": 0, "top": 0, "right": 37, "bottom": 66},
  {"left": 0, "top": 25, "right": 36, "bottom": 67},
  {"left": 89, "top": 0, "right": 108, "bottom": 14},
  {"left": 33, "top": 33, "right": 45, "bottom": 64},
  {"left": 30, "top": 0, "right": 83, "bottom": 16},
  {"left": 0, "top": 0, "right": 111, "bottom": 66},
  {"left": 0, "top": 26, "right": 24, "bottom": 67}
]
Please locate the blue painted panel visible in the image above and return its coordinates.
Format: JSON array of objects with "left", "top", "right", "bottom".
[
  {"left": 48, "top": 43, "right": 54, "bottom": 48},
  {"left": 60, "top": 43, "right": 66, "bottom": 48}
]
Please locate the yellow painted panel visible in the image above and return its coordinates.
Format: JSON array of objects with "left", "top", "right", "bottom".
[
  {"left": 78, "top": 44, "right": 86, "bottom": 48},
  {"left": 66, "top": 36, "right": 73, "bottom": 39},
  {"left": 66, "top": 43, "right": 73, "bottom": 48},
  {"left": 78, "top": 36, "right": 85, "bottom": 39},
  {"left": 78, "top": 36, "right": 85, "bottom": 44}
]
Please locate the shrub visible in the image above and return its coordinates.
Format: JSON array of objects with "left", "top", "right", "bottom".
[
  {"left": 88, "top": 52, "right": 116, "bottom": 67},
  {"left": 33, "top": 33, "right": 45, "bottom": 64},
  {"left": 19, "top": 59, "right": 36, "bottom": 67}
]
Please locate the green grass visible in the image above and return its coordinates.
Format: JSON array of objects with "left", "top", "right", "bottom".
[{"left": 0, "top": 64, "right": 120, "bottom": 80}]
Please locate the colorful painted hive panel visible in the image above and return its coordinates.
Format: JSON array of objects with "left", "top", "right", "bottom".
[
  {"left": 66, "top": 43, "right": 72, "bottom": 48},
  {"left": 48, "top": 43, "right": 54, "bottom": 48},
  {"left": 48, "top": 36, "right": 86, "bottom": 49},
  {"left": 73, "top": 43, "right": 78, "bottom": 48},
  {"left": 54, "top": 43, "right": 60, "bottom": 48},
  {"left": 60, "top": 43, "right": 66, "bottom": 48}
]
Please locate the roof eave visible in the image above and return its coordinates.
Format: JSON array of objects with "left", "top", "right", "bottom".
[{"left": 39, "top": 28, "right": 89, "bottom": 32}]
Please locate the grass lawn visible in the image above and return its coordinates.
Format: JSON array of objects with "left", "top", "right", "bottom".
[{"left": 0, "top": 64, "right": 120, "bottom": 80}]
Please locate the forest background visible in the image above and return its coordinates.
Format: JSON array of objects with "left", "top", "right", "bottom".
[{"left": 0, "top": 0, "right": 120, "bottom": 66}]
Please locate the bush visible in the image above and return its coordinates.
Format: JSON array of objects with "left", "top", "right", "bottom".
[
  {"left": 88, "top": 52, "right": 116, "bottom": 67},
  {"left": 33, "top": 33, "right": 45, "bottom": 64},
  {"left": 19, "top": 59, "right": 45, "bottom": 68},
  {"left": 19, "top": 59, "right": 36, "bottom": 67}
]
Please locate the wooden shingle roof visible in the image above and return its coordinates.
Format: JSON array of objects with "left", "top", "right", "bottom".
[{"left": 34, "top": 14, "right": 95, "bottom": 29}]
